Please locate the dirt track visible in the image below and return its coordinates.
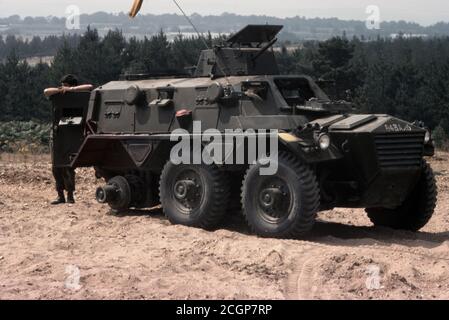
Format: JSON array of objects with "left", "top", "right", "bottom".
[{"left": 0, "top": 153, "right": 449, "bottom": 300}]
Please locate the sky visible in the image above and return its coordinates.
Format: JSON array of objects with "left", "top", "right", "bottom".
[{"left": 0, "top": 0, "right": 448, "bottom": 26}]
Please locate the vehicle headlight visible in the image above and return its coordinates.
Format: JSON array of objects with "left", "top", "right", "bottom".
[
  {"left": 318, "top": 134, "right": 331, "bottom": 150},
  {"left": 424, "top": 130, "right": 431, "bottom": 144}
]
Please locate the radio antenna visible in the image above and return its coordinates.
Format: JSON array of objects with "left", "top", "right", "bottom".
[
  {"left": 129, "top": 0, "right": 231, "bottom": 83},
  {"left": 172, "top": 0, "right": 208, "bottom": 49},
  {"left": 171, "top": 0, "right": 231, "bottom": 84}
]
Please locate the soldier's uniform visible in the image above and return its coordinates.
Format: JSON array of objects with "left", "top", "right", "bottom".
[
  {"left": 50, "top": 128, "right": 76, "bottom": 204},
  {"left": 52, "top": 167, "right": 76, "bottom": 200},
  {"left": 48, "top": 80, "right": 76, "bottom": 205},
  {"left": 46, "top": 74, "right": 93, "bottom": 205}
]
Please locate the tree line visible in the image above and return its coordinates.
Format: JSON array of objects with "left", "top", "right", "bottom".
[
  {"left": 0, "top": 34, "right": 80, "bottom": 60},
  {"left": 0, "top": 28, "right": 449, "bottom": 149},
  {"left": 4, "top": 12, "right": 449, "bottom": 40}
]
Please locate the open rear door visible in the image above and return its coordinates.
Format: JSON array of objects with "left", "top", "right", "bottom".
[{"left": 50, "top": 92, "right": 91, "bottom": 167}]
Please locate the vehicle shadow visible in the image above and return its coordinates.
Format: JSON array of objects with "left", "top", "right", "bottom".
[
  {"left": 112, "top": 207, "right": 253, "bottom": 233},
  {"left": 108, "top": 206, "right": 165, "bottom": 220},
  {"left": 308, "top": 221, "right": 449, "bottom": 249},
  {"left": 112, "top": 207, "right": 449, "bottom": 249}
]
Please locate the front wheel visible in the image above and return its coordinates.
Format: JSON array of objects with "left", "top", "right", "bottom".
[
  {"left": 366, "top": 161, "right": 438, "bottom": 231},
  {"left": 241, "top": 151, "right": 320, "bottom": 239}
]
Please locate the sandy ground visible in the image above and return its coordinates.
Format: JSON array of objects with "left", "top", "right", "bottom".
[{"left": 0, "top": 153, "right": 449, "bottom": 300}]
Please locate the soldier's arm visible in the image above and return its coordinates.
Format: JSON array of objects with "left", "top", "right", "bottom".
[
  {"left": 44, "top": 87, "right": 62, "bottom": 97},
  {"left": 44, "top": 85, "right": 93, "bottom": 97},
  {"left": 60, "top": 84, "right": 94, "bottom": 94},
  {"left": 70, "top": 84, "right": 94, "bottom": 92}
]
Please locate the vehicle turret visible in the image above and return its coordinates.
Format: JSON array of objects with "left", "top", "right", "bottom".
[{"left": 194, "top": 25, "right": 282, "bottom": 77}]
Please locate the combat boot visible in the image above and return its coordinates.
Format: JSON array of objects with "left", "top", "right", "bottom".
[
  {"left": 67, "top": 191, "right": 75, "bottom": 204},
  {"left": 51, "top": 191, "right": 65, "bottom": 205}
]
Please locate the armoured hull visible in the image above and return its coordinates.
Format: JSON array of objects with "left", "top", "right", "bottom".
[{"left": 318, "top": 115, "right": 428, "bottom": 208}]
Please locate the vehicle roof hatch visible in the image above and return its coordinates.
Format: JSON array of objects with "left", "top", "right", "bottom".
[{"left": 226, "top": 25, "right": 283, "bottom": 47}]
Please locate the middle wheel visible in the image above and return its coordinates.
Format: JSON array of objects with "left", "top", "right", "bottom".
[
  {"left": 241, "top": 151, "right": 320, "bottom": 238},
  {"left": 159, "top": 161, "right": 230, "bottom": 230}
]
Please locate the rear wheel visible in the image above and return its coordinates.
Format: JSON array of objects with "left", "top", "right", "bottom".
[
  {"left": 366, "top": 161, "right": 437, "bottom": 231},
  {"left": 159, "top": 161, "right": 230, "bottom": 230},
  {"left": 241, "top": 151, "right": 320, "bottom": 238}
]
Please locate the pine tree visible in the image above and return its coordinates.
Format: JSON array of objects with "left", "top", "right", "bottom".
[
  {"left": 75, "top": 26, "right": 104, "bottom": 85},
  {"left": 50, "top": 38, "right": 77, "bottom": 84},
  {"left": 311, "top": 37, "right": 356, "bottom": 99},
  {"left": 102, "top": 29, "right": 127, "bottom": 81},
  {"left": 1, "top": 50, "right": 32, "bottom": 121}
]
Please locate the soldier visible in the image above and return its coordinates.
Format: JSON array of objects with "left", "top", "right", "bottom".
[
  {"left": 44, "top": 74, "right": 93, "bottom": 205},
  {"left": 44, "top": 74, "right": 93, "bottom": 98}
]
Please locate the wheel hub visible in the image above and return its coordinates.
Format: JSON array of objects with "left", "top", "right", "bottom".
[
  {"left": 259, "top": 188, "right": 283, "bottom": 210},
  {"left": 172, "top": 170, "right": 203, "bottom": 211},
  {"left": 174, "top": 180, "right": 197, "bottom": 201},
  {"left": 255, "top": 178, "right": 292, "bottom": 222}
]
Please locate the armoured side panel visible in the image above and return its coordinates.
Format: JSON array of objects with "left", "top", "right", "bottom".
[
  {"left": 97, "top": 89, "right": 135, "bottom": 134},
  {"left": 135, "top": 87, "right": 175, "bottom": 134}
]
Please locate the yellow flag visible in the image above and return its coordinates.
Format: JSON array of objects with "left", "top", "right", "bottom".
[{"left": 129, "top": 0, "right": 144, "bottom": 18}]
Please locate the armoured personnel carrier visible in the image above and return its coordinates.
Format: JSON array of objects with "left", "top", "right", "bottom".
[{"left": 51, "top": 24, "right": 437, "bottom": 238}]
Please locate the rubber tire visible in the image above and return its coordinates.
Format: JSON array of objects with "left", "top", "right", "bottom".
[
  {"left": 159, "top": 161, "right": 230, "bottom": 230},
  {"left": 228, "top": 171, "right": 245, "bottom": 215},
  {"left": 241, "top": 151, "right": 320, "bottom": 239},
  {"left": 366, "top": 161, "right": 437, "bottom": 231}
]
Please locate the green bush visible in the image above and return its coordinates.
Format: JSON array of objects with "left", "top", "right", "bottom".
[
  {"left": 0, "top": 121, "right": 51, "bottom": 153},
  {"left": 432, "top": 125, "right": 447, "bottom": 149}
]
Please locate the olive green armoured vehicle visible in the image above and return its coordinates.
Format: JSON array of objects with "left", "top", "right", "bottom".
[{"left": 51, "top": 25, "right": 437, "bottom": 238}]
